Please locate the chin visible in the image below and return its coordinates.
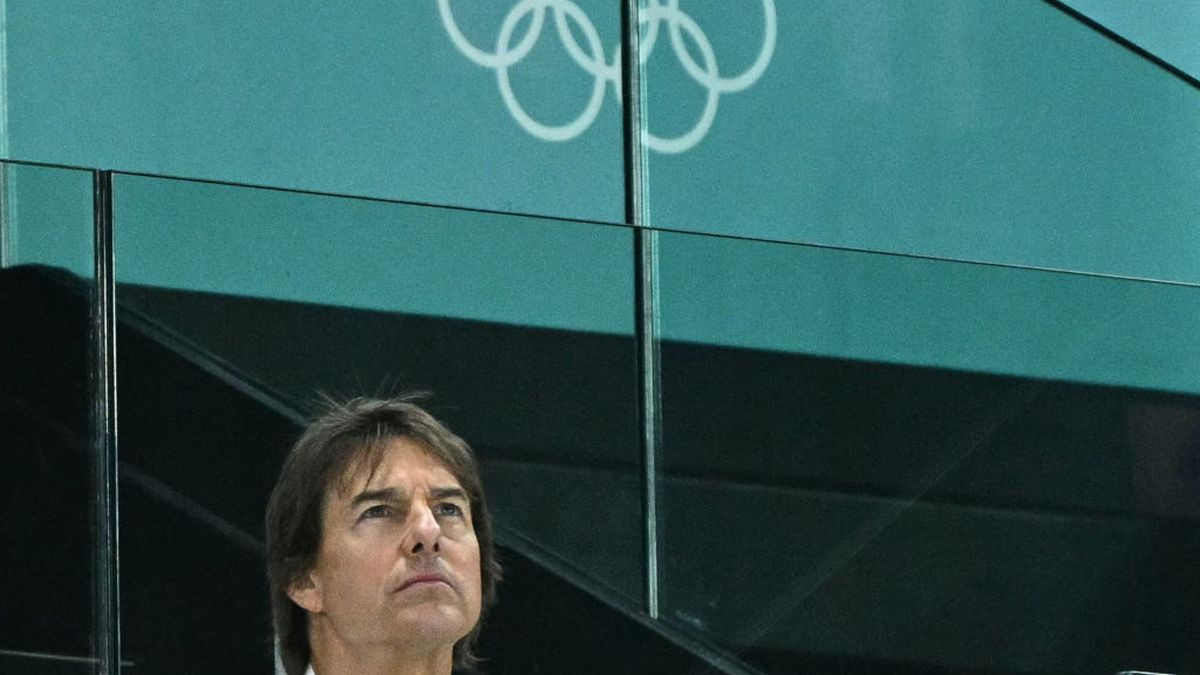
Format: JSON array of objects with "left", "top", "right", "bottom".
[{"left": 396, "top": 609, "right": 478, "bottom": 646}]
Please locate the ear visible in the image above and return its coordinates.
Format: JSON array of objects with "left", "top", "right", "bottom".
[{"left": 286, "top": 569, "right": 325, "bottom": 614}]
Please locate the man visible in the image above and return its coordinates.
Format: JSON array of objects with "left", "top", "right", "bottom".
[{"left": 265, "top": 396, "right": 501, "bottom": 675}]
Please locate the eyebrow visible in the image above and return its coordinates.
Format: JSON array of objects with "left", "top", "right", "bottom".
[
  {"left": 349, "top": 487, "right": 405, "bottom": 509},
  {"left": 429, "top": 487, "right": 469, "bottom": 503},
  {"left": 348, "top": 486, "right": 468, "bottom": 509}
]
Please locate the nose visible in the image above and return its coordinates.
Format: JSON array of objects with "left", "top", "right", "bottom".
[{"left": 405, "top": 502, "right": 442, "bottom": 556}]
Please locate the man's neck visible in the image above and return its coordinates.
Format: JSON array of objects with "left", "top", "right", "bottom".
[{"left": 308, "top": 628, "right": 454, "bottom": 675}]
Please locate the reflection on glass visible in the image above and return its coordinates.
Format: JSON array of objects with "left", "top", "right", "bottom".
[
  {"left": 0, "top": 162, "right": 98, "bottom": 670},
  {"left": 109, "top": 174, "right": 641, "bottom": 669},
  {"left": 657, "top": 231, "right": 1200, "bottom": 674}
]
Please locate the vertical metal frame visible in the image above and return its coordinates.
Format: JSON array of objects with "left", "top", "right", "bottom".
[
  {"left": 621, "top": 0, "right": 662, "bottom": 619},
  {"left": 92, "top": 170, "right": 120, "bottom": 673}
]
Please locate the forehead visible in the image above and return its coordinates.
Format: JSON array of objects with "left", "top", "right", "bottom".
[{"left": 334, "top": 435, "right": 462, "bottom": 497}]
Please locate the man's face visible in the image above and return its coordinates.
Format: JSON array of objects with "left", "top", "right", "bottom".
[{"left": 288, "top": 436, "right": 483, "bottom": 654}]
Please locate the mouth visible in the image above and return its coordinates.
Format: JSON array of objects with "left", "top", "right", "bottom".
[{"left": 396, "top": 574, "right": 452, "bottom": 592}]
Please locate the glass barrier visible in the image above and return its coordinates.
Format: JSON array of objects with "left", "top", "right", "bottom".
[
  {"left": 5, "top": 2, "right": 626, "bottom": 222},
  {"left": 640, "top": 0, "right": 1200, "bottom": 281},
  {"left": 655, "top": 230, "right": 1200, "bottom": 674},
  {"left": 0, "top": 163, "right": 94, "bottom": 276},
  {"left": 0, "top": 161, "right": 100, "bottom": 670},
  {"left": 110, "top": 173, "right": 641, "bottom": 670}
]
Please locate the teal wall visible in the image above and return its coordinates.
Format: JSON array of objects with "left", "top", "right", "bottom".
[
  {"left": 643, "top": 0, "right": 1200, "bottom": 281},
  {"left": 4, "top": 1, "right": 625, "bottom": 222}
]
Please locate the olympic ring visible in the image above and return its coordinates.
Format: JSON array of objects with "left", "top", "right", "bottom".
[{"left": 437, "top": 0, "right": 776, "bottom": 154}]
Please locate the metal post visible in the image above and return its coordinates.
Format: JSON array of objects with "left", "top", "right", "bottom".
[
  {"left": 92, "top": 170, "right": 120, "bottom": 673},
  {"left": 621, "top": 0, "right": 661, "bottom": 620}
]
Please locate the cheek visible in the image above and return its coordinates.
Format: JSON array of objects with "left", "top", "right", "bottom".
[
  {"left": 461, "top": 539, "right": 484, "bottom": 609},
  {"left": 321, "top": 540, "right": 389, "bottom": 592}
]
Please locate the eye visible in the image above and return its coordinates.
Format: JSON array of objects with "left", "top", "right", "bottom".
[
  {"left": 434, "top": 502, "right": 464, "bottom": 518},
  {"left": 361, "top": 504, "right": 393, "bottom": 519}
]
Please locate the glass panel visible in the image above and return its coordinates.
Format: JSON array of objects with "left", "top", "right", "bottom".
[
  {"left": 111, "top": 173, "right": 639, "bottom": 669},
  {"left": 0, "top": 161, "right": 99, "bottom": 669},
  {"left": 6, "top": 2, "right": 625, "bottom": 221},
  {"left": 640, "top": 0, "right": 1200, "bottom": 282},
  {"left": 0, "top": 163, "right": 94, "bottom": 275},
  {"left": 657, "top": 230, "right": 1200, "bottom": 675}
]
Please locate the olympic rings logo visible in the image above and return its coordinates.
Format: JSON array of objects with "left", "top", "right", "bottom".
[{"left": 437, "top": 0, "right": 776, "bottom": 154}]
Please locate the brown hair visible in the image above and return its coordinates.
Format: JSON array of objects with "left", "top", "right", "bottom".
[{"left": 264, "top": 395, "right": 501, "bottom": 674}]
